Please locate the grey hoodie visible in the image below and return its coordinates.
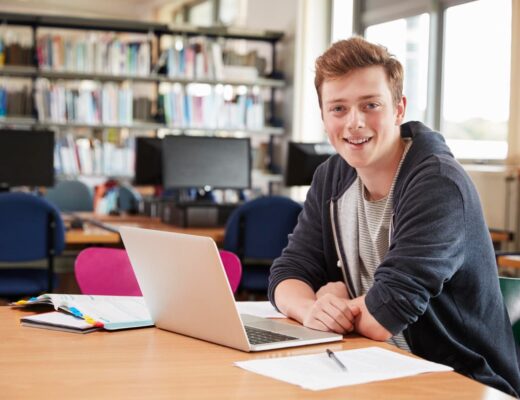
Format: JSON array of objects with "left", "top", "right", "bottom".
[{"left": 269, "top": 121, "right": 520, "bottom": 397}]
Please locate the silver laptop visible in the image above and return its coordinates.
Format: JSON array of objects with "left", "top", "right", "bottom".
[{"left": 119, "top": 226, "right": 343, "bottom": 352}]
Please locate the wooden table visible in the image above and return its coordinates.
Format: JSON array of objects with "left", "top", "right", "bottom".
[
  {"left": 498, "top": 255, "right": 520, "bottom": 270},
  {"left": 64, "top": 213, "right": 225, "bottom": 246},
  {"left": 491, "top": 230, "right": 514, "bottom": 244},
  {"left": 490, "top": 229, "right": 515, "bottom": 251},
  {"left": 0, "top": 307, "right": 511, "bottom": 399}
]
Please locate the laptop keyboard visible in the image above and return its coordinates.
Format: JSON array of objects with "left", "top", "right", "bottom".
[{"left": 245, "top": 325, "right": 298, "bottom": 345}]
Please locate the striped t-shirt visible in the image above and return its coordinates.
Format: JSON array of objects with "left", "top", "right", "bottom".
[{"left": 338, "top": 139, "right": 412, "bottom": 351}]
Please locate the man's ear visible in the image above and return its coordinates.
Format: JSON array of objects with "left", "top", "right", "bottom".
[{"left": 395, "top": 96, "right": 407, "bottom": 125}]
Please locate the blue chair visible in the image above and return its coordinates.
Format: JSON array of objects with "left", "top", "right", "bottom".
[
  {"left": 118, "top": 184, "right": 142, "bottom": 214},
  {"left": 44, "top": 180, "right": 94, "bottom": 212},
  {"left": 224, "top": 196, "right": 302, "bottom": 294},
  {"left": 0, "top": 193, "right": 65, "bottom": 298}
]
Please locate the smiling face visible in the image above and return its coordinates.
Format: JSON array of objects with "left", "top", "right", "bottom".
[{"left": 321, "top": 66, "right": 406, "bottom": 178}]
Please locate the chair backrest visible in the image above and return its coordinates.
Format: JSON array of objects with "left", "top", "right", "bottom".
[
  {"left": 0, "top": 192, "right": 65, "bottom": 262},
  {"left": 75, "top": 247, "right": 142, "bottom": 296},
  {"left": 499, "top": 276, "right": 520, "bottom": 344},
  {"left": 75, "top": 247, "right": 242, "bottom": 295},
  {"left": 44, "top": 180, "right": 94, "bottom": 212},
  {"left": 0, "top": 192, "right": 65, "bottom": 294},
  {"left": 118, "top": 184, "right": 142, "bottom": 213},
  {"left": 219, "top": 249, "right": 242, "bottom": 293},
  {"left": 224, "top": 195, "right": 303, "bottom": 260}
]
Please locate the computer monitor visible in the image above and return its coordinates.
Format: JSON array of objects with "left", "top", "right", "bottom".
[
  {"left": 0, "top": 129, "right": 54, "bottom": 189},
  {"left": 162, "top": 136, "right": 251, "bottom": 190},
  {"left": 134, "top": 137, "right": 163, "bottom": 186},
  {"left": 285, "top": 142, "right": 336, "bottom": 186}
]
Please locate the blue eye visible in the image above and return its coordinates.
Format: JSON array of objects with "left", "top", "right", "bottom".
[{"left": 365, "top": 103, "right": 379, "bottom": 110}]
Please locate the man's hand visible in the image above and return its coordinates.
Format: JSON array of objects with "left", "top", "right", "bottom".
[
  {"left": 316, "top": 281, "right": 349, "bottom": 299},
  {"left": 274, "top": 279, "right": 359, "bottom": 334},
  {"left": 274, "top": 279, "right": 392, "bottom": 340},
  {"left": 302, "top": 293, "right": 360, "bottom": 334}
]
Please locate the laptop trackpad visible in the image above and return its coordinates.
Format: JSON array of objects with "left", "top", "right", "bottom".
[{"left": 241, "top": 314, "right": 335, "bottom": 340}]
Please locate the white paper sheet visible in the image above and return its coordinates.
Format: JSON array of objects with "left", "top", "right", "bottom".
[
  {"left": 236, "top": 301, "right": 285, "bottom": 318},
  {"left": 235, "top": 347, "right": 453, "bottom": 391}
]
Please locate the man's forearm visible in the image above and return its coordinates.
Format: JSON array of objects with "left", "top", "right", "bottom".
[
  {"left": 349, "top": 295, "right": 392, "bottom": 341},
  {"left": 273, "top": 279, "right": 317, "bottom": 323}
]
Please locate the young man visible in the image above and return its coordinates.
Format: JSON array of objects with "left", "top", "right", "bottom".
[{"left": 268, "top": 37, "right": 520, "bottom": 396}]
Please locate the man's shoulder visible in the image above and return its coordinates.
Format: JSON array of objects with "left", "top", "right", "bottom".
[
  {"left": 396, "top": 133, "right": 476, "bottom": 204},
  {"left": 401, "top": 121, "right": 464, "bottom": 180},
  {"left": 410, "top": 151, "right": 467, "bottom": 182},
  {"left": 313, "top": 153, "right": 357, "bottom": 196}
]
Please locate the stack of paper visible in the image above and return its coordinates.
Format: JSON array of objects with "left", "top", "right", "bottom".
[{"left": 235, "top": 347, "right": 453, "bottom": 391}]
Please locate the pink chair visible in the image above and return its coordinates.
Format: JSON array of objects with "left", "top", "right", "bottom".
[
  {"left": 219, "top": 250, "right": 242, "bottom": 293},
  {"left": 74, "top": 247, "right": 242, "bottom": 295}
]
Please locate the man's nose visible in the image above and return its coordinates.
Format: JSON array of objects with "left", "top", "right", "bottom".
[{"left": 345, "top": 108, "right": 365, "bottom": 131}]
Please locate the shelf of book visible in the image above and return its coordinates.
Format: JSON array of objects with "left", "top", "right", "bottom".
[
  {"left": 0, "top": 65, "right": 38, "bottom": 77},
  {"left": 0, "top": 12, "right": 287, "bottom": 193},
  {"left": 166, "top": 126, "right": 284, "bottom": 136},
  {"left": 0, "top": 67, "right": 285, "bottom": 88},
  {"left": 0, "top": 117, "right": 283, "bottom": 135},
  {"left": 0, "top": 12, "right": 284, "bottom": 41},
  {"left": 156, "top": 76, "right": 285, "bottom": 88},
  {"left": 55, "top": 170, "right": 284, "bottom": 182},
  {"left": 0, "top": 12, "right": 167, "bottom": 34},
  {"left": 0, "top": 116, "right": 36, "bottom": 126}
]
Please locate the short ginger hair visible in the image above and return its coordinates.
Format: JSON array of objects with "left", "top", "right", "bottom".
[{"left": 314, "top": 36, "right": 404, "bottom": 108}]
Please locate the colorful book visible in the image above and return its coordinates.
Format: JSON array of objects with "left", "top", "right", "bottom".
[{"left": 11, "top": 294, "right": 154, "bottom": 333}]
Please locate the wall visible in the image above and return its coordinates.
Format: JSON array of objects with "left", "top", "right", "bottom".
[{"left": 464, "top": 165, "right": 520, "bottom": 250}]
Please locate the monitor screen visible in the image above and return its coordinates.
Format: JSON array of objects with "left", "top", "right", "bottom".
[
  {"left": 134, "top": 137, "right": 163, "bottom": 186},
  {"left": 285, "top": 142, "right": 336, "bottom": 186},
  {"left": 162, "top": 136, "right": 251, "bottom": 190},
  {"left": 0, "top": 129, "right": 54, "bottom": 188}
]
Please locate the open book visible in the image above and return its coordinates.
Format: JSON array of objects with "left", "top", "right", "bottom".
[{"left": 11, "top": 294, "right": 154, "bottom": 333}]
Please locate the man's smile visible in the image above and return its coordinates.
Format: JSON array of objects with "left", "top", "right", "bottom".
[{"left": 343, "top": 136, "right": 373, "bottom": 145}]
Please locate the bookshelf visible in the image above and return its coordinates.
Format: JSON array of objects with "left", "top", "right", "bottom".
[{"left": 0, "top": 12, "right": 286, "bottom": 191}]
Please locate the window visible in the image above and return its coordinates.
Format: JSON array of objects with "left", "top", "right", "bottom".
[
  {"left": 331, "top": 0, "right": 354, "bottom": 42},
  {"left": 357, "top": 0, "right": 512, "bottom": 161},
  {"left": 365, "top": 14, "right": 429, "bottom": 123},
  {"left": 442, "top": 0, "right": 511, "bottom": 160}
]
